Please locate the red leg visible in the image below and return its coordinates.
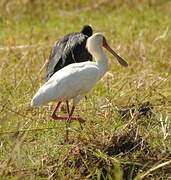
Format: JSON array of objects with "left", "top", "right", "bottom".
[
  {"left": 52, "top": 115, "right": 85, "bottom": 123},
  {"left": 51, "top": 101, "right": 85, "bottom": 123},
  {"left": 51, "top": 103, "right": 85, "bottom": 143},
  {"left": 51, "top": 101, "right": 62, "bottom": 119}
]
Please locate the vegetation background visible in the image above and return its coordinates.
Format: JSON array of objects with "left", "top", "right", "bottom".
[{"left": 0, "top": 0, "right": 171, "bottom": 179}]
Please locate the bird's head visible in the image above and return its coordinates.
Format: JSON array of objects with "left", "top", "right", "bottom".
[
  {"left": 86, "top": 33, "right": 128, "bottom": 67},
  {"left": 81, "top": 25, "right": 93, "bottom": 37},
  {"left": 86, "top": 33, "right": 104, "bottom": 53}
]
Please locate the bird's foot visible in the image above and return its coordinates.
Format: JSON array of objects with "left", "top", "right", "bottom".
[
  {"left": 51, "top": 114, "right": 61, "bottom": 120},
  {"left": 51, "top": 114, "right": 85, "bottom": 123},
  {"left": 51, "top": 114, "right": 69, "bottom": 120}
]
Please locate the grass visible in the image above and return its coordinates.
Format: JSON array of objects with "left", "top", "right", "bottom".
[{"left": 0, "top": 0, "right": 171, "bottom": 179}]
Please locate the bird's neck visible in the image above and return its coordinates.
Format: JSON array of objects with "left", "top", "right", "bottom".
[{"left": 94, "top": 47, "right": 108, "bottom": 72}]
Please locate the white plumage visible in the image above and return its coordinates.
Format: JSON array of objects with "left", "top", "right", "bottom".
[
  {"left": 31, "top": 33, "right": 112, "bottom": 107},
  {"left": 31, "top": 32, "right": 128, "bottom": 142},
  {"left": 31, "top": 61, "right": 105, "bottom": 107}
]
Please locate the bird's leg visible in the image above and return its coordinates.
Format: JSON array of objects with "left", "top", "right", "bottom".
[
  {"left": 51, "top": 101, "right": 62, "bottom": 119},
  {"left": 52, "top": 115, "right": 85, "bottom": 121},
  {"left": 65, "top": 105, "right": 75, "bottom": 143},
  {"left": 51, "top": 101, "right": 85, "bottom": 123}
]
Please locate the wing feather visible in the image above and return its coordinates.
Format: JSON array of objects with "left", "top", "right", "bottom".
[
  {"left": 32, "top": 62, "right": 99, "bottom": 106},
  {"left": 46, "top": 33, "right": 92, "bottom": 81}
]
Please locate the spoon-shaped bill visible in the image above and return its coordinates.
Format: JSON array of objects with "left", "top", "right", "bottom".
[{"left": 103, "top": 38, "right": 128, "bottom": 67}]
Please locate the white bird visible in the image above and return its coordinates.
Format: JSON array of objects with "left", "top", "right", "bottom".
[{"left": 31, "top": 33, "right": 128, "bottom": 142}]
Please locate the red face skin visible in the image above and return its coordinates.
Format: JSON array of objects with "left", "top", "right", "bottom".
[{"left": 103, "top": 37, "right": 128, "bottom": 67}]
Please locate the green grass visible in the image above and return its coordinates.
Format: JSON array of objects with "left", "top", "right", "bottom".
[{"left": 0, "top": 0, "right": 171, "bottom": 179}]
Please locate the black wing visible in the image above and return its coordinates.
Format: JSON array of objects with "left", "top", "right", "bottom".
[
  {"left": 46, "top": 33, "right": 72, "bottom": 80},
  {"left": 46, "top": 32, "right": 92, "bottom": 81}
]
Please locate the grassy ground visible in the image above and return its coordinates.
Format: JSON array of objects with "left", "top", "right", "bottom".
[{"left": 0, "top": 0, "right": 171, "bottom": 179}]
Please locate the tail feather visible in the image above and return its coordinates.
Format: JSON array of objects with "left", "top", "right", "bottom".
[
  {"left": 31, "top": 87, "right": 51, "bottom": 107},
  {"left": 31, "top": 94, "right": 43, "bottom": 107}
]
